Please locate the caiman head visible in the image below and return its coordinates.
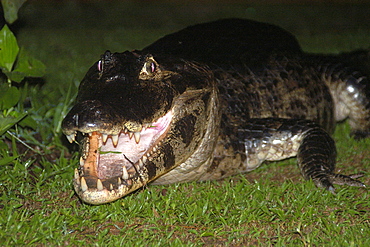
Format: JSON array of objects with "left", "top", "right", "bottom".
[{"left": 62, "top": 51, "right": 219, "bottom": 204}]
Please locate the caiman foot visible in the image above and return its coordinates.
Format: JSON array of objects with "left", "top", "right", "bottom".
[{"left": 312, "top": 172, "right": 365, "bottom": 194}]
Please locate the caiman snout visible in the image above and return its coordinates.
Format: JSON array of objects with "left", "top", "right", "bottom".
[{"left": 62, "top": 99, "right": 124, "bottom": 140}]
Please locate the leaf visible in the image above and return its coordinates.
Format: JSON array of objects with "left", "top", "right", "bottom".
[
  {"left": 0, "top": 24, "right": 19, "bottom": 72},
  {"left": 18, "top": 115, "right": 38, "bottom": 130},
  {"left": 98, "top": 147, "right": 122, "bottom": 154},
  {"left": 0, "top": 85, "right": 20, "bottom": 109},
  {"left": 99, "top": 150, "right": 122, "bottom": 154},
  {"left": 3, "top": 69, "right": 24, "bottom": 83},
  {"left": 11, "top": 47, "right": 46, "bottom": 82},
  {"left": 0, "top": 154, "right": 20, "bottom": 166},
  {"left": 1, "top": 0, "right": 27, "bottom": 24},
  {"left": 0, "top": 112, "right": 27, "bottom": 136}
]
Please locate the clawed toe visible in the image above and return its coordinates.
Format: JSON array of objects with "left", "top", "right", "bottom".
[
  {"left": 312, "top": 172, "right": 366, "bottom": 194},
  {"left": 330, "top": 173, "right": 366, "bottom": 187}
]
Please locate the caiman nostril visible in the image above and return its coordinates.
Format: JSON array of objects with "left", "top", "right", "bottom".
[{"left": 72, "top": 114, "right": 79, "bottom": 127}]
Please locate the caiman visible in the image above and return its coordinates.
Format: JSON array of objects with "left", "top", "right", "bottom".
[{"left": 62, "top": 19, "right": 370, "bottom": 205}]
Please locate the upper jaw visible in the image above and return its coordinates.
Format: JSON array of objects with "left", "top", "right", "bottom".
[{"left": 62, "top": 108, "right": 173, "bottom": 205}]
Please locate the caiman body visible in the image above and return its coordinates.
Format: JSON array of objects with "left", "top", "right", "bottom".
[{"left": 62, "top": 19, "right": 370, "bottom": 204}]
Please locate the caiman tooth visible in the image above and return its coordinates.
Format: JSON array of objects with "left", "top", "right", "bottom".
[
  {"left": 139, "top": 158, "right": 144, "bottom": 168},
  {"left": 117, "top": 177, "right": 122, "bottom": 185},
  {"left": 134, "top": 132, "right": 141, "bottom": 143},
  {"left": 75, "top": 168, "right": 81, "bottom": 185},
  {"left": 97, "top": 179, "right": 104, "bottom": 191},
  {"left": 88, "top": 132, "right": 92, "bottom": 137},
  {"left": 122, "top": 166, "right": 129, "bottom": 180},
  {"left": 112, "top": 135, "right": 119, "bottom": 146},
  {"left": 109, "top": 184, "right": 113, "bottom": 190},
  {"left": 152, "top": 146, "right": 157, "bottom": 153},
  {"left": 129, "top": 132, "right": 134, "bottom": 139},
  {"left": 143, "top": 124, "right": 152, "bottom": 130},
  {"left": 147, "top": 124, "right": 156, "bottom": 129},
  {"left": 74, "top": 168, "right": 80, "bottom": 183},
  {"left": 81, "top": 177, "right": 88, "bottom": 192},
  {"left": 66, "top": 133, "right": 76, "bottom": 143},
  {"left": 142, "top": 155, "right": 147, "bottom": 164},
  {"left": 102, "top": 134, "right": 108, "bottom": 143},
  {"left": 79, "top": 157, "right": 85, "bottom": 166}
]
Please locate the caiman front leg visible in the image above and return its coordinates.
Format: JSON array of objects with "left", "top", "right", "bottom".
[{"left": 238, "top": 118, "right": 365, "bottom": 192}]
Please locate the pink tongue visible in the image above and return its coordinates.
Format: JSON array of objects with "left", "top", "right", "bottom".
[
  {"left": 95, "top": 110, "right": 173, "bottom": 179},
  {"left": 97, "top": 128, "right": 158, "bottom": 179}
]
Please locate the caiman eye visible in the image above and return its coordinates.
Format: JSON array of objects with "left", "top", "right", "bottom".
[
  {"left": 150, "top": 61, "right": 156, "bottom": 73},
  {"left": 139, "top": 56, "right": 160, "bottom": 80}
]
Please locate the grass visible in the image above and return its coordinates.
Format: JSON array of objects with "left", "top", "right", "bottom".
[{"left": 1, "top": 1, "right": 370, "bottom": 246}]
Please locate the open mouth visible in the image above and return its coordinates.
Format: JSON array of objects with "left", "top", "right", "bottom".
[{"left": 66, "top": 110, "right": 173, "bottom": 204}]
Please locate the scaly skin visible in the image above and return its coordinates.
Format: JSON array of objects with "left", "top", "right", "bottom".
[{"left": 62, "top": 19, "right": 369, "bottom": 204}]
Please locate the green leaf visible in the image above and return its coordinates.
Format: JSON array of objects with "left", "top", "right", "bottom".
[
  {"left": 98, "top": 147, "right": 122, "bottom": 154},
  {"left": 18, "top": 115, "right": 38, "bottom": 130},
  {"left": 0, "top": 24, "right": 19, "bottom": 72},
  {"left": 1, "top": 0, "right": 27, "bottom": 24},
  {"left": 99, "top": 150, "right": 122, "bottom": 154},
  {"left": 0, "top": 154, "right": 20, "bottom": 166},
  {"left": 11, "top": 47, "right": 46, "bottom": 82},
  {"left": 0, "top": 112, "right": 27, "bottom": 136},
  {"left": 0, "top": 139, "right": 6, "bottom": 149},
  {"left": 0, "top": 85, "right": 20, "bottom": 109},
  {"left": 3, "top": 69, "right": 24, "bottom": 83}
]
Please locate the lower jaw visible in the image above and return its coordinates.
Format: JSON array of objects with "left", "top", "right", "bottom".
[{"left": 73, "top": 174, "right": 147, "bottom": 205}]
